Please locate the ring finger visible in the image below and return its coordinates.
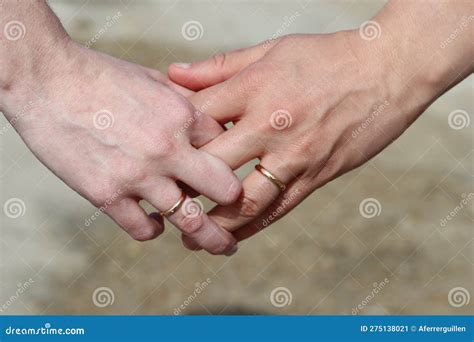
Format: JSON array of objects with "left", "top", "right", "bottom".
[
  {"left": 142, "top": 178, "right": 238, "bottom": 256},
  {"left": 182, "top": 155, "right": 301, "bottom": 248}
]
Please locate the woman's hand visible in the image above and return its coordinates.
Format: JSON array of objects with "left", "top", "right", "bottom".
[
  {"left": 168, "top": 1, "right": 472, "bottom": 246},
  {"left": 1, "top": 39, "right": 241, "bottom": 255}
]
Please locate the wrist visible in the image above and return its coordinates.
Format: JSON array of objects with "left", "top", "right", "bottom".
[
  {"left": 0, "top": 0, "right": 73, "bottom": 116},
  {"left": 0, "top": 32, "right": 74, "bottom": 117},
  {"left": 346, "top": 2, "right": 472, "bottom": 124}
]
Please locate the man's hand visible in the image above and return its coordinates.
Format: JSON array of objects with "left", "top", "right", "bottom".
[
  {"left": 168, "top": 0, "right": 473, "bottom": 247},
  {"left": 0, "top": 1, "right": 241, "bottom": 255}
]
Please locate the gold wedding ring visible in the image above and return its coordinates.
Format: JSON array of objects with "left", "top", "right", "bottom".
[
  {"left": 160, "top": 190, "right": 186, "bottom": 217},
  {"left": 255, "top": 164, "right": 286, "bottom": 192}
]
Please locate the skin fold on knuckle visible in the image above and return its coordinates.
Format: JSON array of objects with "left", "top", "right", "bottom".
[
  {"left": 86, "top": 183, "right": 119, "bottom": 208},
  {"left": 237, "top": 193, "right": 262, "bottom": 219},
  {"left": 178, "top": 214, "right": 204, "bottom": 235},
  {"left": 238, "top": 63, "right": 268, "bottom": 94},
  {"left": 211, "top": 53, "right": 227, "bottom": 71}
]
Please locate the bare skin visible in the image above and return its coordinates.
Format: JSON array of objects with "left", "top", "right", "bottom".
[
  {"left": 169, "top": 0, "right": 473, "bottom": 248},
  {"left": 0, "top": 1, "right": 242, "bottom": 255}
]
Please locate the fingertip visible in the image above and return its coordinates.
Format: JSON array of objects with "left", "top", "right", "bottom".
[
  {"left": 149, "top": 212, "right": 165, "bottom": 236},
  {"left": 168, "top": 63, "right": 202, "bottom": 91},
  {"left": 181, "top": 234, "right": 202, "bottom": 251},
  {"left": 222, "top": 178, "right": 242, "bottom": 205},
  {"left": 224, "top": 244, "right": 238, "bottom": 257},
  {"left": 171, "top": 62, "right": 192, "bottom": 70},
  {"left": 168, "top": 62, "right": 190, "bottom": 79}
]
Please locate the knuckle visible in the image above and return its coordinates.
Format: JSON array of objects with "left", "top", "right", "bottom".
[
  {"left": 293, "top": 135, "right": 317, "bottom": 159},
  {"left": 86, "top": 184, "right": 118, "bottom": 208},
  {"left": 211, "top": 53, "right": 227, "bottom": 70},
  {"left": 238, "top": 63, "right": 268, "bottom": 92},
  {"left": 146, "top": 138, "right": 177, "bottom": 159},
  {"left": 276, "top": 34, "right": 297, "bottom": 48},
  {"left": 179, "top": 214, "right": 204, "bottom": 234},
  {"left": 237, "top": 193, "right": 261, "bottom": 218},
  {"left": 130, "top": 167, "right": 150, "bottom": 184}
]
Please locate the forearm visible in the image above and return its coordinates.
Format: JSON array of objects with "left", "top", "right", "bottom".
[
  {"left": 380, "top": 1, "right": 472, "bottom": 81},
  {"left": 352, "top": 0, "right": 472, "bottom": 120},
  {"left": 0, "top": 0, "right": 71, "bottom": 115}
]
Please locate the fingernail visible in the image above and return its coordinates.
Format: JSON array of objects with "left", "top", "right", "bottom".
[
  {"left": 225, "top": 181, "right": 242, "bottom": 204},
  {"left": 173, "top": 62, "right": 191, "bottom": 69},
  {"left": 225, "top": 244, "right": 238, "bottom": 257}
]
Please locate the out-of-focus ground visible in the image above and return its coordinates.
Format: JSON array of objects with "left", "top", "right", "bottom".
[{"left": 0, "top": 0, "right": 472, "bottom": 315}]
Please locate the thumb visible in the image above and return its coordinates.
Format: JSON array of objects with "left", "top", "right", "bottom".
[{"left": 168, "top": 40, "right": 276, "bottom": 91}]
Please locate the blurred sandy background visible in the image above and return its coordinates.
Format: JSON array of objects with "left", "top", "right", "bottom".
[{"left": 0, "top": 0, "right": 472, "bottom": 315}]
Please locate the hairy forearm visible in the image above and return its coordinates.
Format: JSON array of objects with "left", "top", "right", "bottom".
[{"left": 0, "top": 0, "right": 71, "bottom": 113}]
